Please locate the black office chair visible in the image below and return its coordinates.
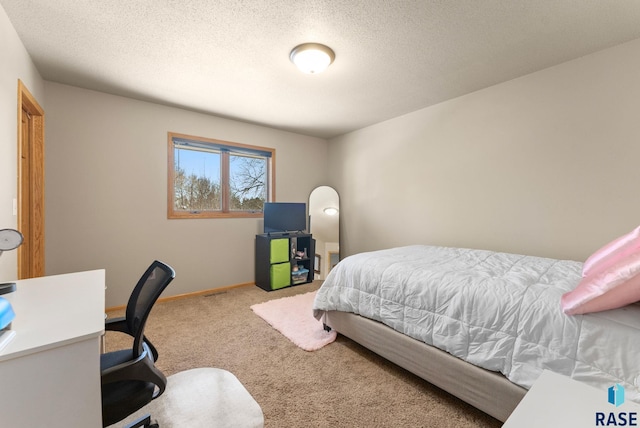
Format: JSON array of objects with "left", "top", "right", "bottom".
[{"left": 101, "top": 260, "right": 176, "bottom": 428}]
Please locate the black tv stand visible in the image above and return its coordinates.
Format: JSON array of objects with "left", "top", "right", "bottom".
[{"left": 255, "top": 233, "right": 315, "bottom": 291}]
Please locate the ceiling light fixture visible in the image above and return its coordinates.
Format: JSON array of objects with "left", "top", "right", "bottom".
[{"left": 290, "top": 43, "right": 335, "bottom": 74}]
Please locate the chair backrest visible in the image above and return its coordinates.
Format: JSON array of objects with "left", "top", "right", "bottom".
[{"left": 125, "top": 260, "right": 176, "bottom": 358}]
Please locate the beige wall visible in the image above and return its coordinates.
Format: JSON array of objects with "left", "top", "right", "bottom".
[
  {"left": 0, "top": 5, "right": 45, "bottom": 282},
  {"left": 6, "top": 0, "right": 640, "bottom": 303},
  {"left": 44, "top": 83, "right": 328, "bottom": 307},
  {"left": 329, "top": 37, "right": 640, "bottom": 262}
]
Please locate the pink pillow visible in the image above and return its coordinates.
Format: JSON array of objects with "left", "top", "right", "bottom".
[
  {"left": 582, "top": 225, "right": 640, "bottom": 277},
  {"left": 564, "top": 275, "right": 640, "bottom": 315},
  {"left": 563, "top": 251, "right": 640, "bottom": 315}
]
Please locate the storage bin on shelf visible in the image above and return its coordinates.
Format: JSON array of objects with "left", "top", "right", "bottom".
[{"left": 291, "top": 268, "right": 309, "bottom": 285}]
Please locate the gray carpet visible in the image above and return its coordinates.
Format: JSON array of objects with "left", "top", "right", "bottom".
[{"left": 106, "top": 281, "right": 501, "bottom": 427}]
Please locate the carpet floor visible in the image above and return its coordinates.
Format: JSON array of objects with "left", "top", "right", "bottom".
[{"left": 105, "top": 281, "right": 502, "bottom": 427}]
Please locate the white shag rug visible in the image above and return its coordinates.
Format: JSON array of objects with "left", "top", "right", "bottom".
[{"left": 109, "top": 367, "right": 263, "bottom": 428}]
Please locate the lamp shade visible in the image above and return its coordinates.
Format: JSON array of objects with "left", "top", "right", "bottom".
[{"left": 290, "top": 43, "right": 335, "bottom": 74}]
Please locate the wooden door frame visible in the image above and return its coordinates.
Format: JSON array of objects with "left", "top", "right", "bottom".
[{"left": 17, "top": 80, "right": 45, "bottom": 279}]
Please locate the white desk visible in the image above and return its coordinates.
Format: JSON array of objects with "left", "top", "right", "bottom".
[
  {"left": 0, "top": 270, "right": 105, "bottom": 427},
  {"left": 503, "top": 370, "right": 640, "bottom": 427}
]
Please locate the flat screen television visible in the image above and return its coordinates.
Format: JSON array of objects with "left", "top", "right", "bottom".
[{"left": 263, "top": 202, "right": 306, "bottom": 234}]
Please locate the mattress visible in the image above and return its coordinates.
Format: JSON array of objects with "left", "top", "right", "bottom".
[{"left": 312, "top": 245, "right": 640, "bottom": 402}]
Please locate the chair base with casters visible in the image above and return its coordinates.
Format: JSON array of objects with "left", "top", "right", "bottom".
[{"left": 124, "top": 415, "right": 157, "bottom": 428}]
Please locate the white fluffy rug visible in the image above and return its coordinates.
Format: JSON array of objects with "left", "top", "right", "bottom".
[
  {"left": 110, "top": 368, "right": 263, "bottom": 428},
  {"left": 250, "top": 290, "right": 337, "bottom": 351}
]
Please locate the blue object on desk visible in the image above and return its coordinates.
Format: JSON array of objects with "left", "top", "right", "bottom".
[{"left": 0, "top": 297, "right": 15, "bottom": 330}]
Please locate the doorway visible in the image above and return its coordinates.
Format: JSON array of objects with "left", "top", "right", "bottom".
[{"left": 17, "top": 80, "right": 45, "bottom": 279}]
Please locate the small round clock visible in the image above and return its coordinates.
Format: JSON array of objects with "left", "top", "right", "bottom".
[
  {"left": 0, "top": 229, "right": 24, "bottom": 252},
  {"left": 0, "top": 229, "right": 24, "bottom": 295}
]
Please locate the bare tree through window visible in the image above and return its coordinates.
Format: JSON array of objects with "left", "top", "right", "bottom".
[{"left": 168, "top": 132, "right": 274, "bottom": 219}]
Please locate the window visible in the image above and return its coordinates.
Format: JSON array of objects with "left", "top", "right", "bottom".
[{"left": 168, "top": 132, "right": 275, "bottom": 219}]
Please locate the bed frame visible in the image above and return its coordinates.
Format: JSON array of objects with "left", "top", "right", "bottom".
[{"left": 323, "top": 310, "right": 527, "bottom": 422}]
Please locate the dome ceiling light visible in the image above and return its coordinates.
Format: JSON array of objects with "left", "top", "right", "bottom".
[{"left": 290, "top": 43, "right": 335, "bottom": 74}]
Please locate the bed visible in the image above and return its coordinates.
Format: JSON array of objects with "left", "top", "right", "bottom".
[{"left": 312, "top": 245, "right": 640, "bottom": 422}]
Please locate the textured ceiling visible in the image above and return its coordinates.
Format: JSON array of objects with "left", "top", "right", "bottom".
[{"left": 3, "top": 1, "right": 640, "bottom": 139}]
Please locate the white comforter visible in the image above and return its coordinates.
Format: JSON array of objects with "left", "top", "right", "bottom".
[{"left": 313, "top": 245, "right": 640, "bottom": 402}]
